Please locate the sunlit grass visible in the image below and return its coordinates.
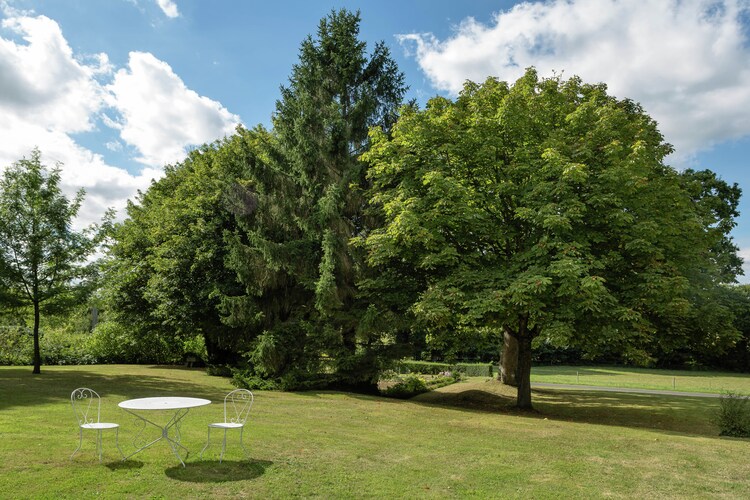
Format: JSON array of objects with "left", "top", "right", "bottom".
[
  {"left": 0, "top": 365, "right": 748, "bottom": 498},
  {"left": 531, "top": 365, "right": 750, "bottom": 394}
]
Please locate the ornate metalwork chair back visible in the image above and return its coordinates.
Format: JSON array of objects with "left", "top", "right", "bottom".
[
  {"left": 225, "top": 389, "right": 253, "bottom": 425},
  {"left": 71, "top": 387, "right": 101, "bottom": 426}
]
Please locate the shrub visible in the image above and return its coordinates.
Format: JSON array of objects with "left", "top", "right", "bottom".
[
  {"left": 232, "top": 370, "right": 281, "bottom": 390},
  {"left": 182, "top": 335, "right": 208, "bottom": 366},
  {"left": 383, "top": 375, "right": 429, "bottom": 399},
  {"left": 41, "top": 330, "right": 97, "bottom": 365},
  {"left": 715, "top": 391, "right": 750, "bottom": 437},
  {"left": 88, "top": 321, "right": 183, "bottom": 364},
  {"left": 0, "top": 326, "right": 32, "bottom": 365}
]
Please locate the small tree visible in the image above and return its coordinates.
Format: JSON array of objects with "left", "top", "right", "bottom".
[{"left": 0, "top": 149, "right": 110, "bottom": 374}]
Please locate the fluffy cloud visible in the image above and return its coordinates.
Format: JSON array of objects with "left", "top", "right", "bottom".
[
  {"left": 0, "top": 121, "right": 158, "bottom": 230},
  {"left": 399, "top": 0, "right": 750, "bottom": 163},
  {"left": 156, "top": 0, "right": 179, "bottom": 18},
  {"left": 0, "top": 9, "right": 239, "bottom": 227},
  {"left": 106, "top": 52, "right": 240, "bottom": 167},
  {"left": 0, "top": 14, "right": 106, "bottom": 134}
]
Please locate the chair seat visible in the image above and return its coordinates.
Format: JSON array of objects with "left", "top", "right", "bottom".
[
  {"left": 208, "top": 422, "right": 244, "bottom": 429},
  {"left": 81, "top": 422, "right": 119, "bottom": 430}
]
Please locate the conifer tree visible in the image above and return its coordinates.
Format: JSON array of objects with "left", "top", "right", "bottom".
[{"left": 223, "top": 9, "right": 406, "bottom": 388}]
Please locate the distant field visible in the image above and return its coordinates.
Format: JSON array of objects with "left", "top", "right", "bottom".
[
  {"left": 0, "top": 365, "right": 748, "bottom": 498},
  {"left": 530, "top": 365, "right": 750, "bottom": 395}
]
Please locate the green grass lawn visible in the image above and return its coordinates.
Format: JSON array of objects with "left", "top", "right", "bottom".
[
  {"left": 531, "top": 365, "right": 750, "bottom": 394},
  {"left": 1, "top": 365, "right": 748, "bottom": 498}
]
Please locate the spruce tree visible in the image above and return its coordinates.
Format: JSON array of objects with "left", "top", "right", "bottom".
[{"left": 223, "top": 9, "right": 406, "bottom": 388}]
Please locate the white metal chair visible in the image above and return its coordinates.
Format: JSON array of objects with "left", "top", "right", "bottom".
[
  {"left": 200, "top": 389, "right": 254, "bottom": 463},
  {"left": 70, "top": 387, "right": 124, "bottom": 462}
]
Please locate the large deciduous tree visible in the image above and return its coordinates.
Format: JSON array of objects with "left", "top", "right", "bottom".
[
  {"left": 221, "top": 9, "right": 407, "bottom": 389},
  {"left": 103, "top": 132, "right": 254, "bottom": 364},
  {"left": 0, "top": 149, "right": 110, "bottom": 374},
  {"left": 362, "top": 69, "right": 740, "bottom": 409}
]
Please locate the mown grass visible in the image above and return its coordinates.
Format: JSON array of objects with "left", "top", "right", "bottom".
[
  {"left": 1, "top": 365, "right": 749, "bottom": 498},
  {"left": 531, "top": 365, "right": 750, "bottom": 394}
]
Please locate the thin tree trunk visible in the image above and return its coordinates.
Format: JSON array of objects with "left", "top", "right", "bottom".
[
  {"left": 32, "top": 301, "right": 41, "bottom": 374},
  {"left": 500, "top": 328, "right": 518, "bottom": 386}
]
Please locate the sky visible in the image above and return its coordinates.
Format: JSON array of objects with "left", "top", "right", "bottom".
[{"left": 1, "top": 0, "right": 750, "bottom": 277}]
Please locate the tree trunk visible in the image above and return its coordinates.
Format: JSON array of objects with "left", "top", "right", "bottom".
[
  {"left": 32, "top": 301, "right": 41, "bottom": 375},
  {"left": 500, "top": 328, "right": 519, "bottom": 386},
  {"left": 516, "top": 333, "right": 533, "bottom": 409}
]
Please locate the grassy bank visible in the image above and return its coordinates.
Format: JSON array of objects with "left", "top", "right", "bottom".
[{"left": 0, "top": 365, "right": 748, "bottom": 498}]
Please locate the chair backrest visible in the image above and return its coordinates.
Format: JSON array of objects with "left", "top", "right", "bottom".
[
  {"left": 224, "top": 389, "right": 253, "bottom": 425},
  {"left": 71, "top": 387, "right": 101, "bottom": 426}
]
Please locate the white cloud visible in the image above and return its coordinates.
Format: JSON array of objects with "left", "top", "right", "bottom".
[
  {"left": 156, "top": 0, "right": 179, "bottom": 18},
  {"left": 0, "top": 14, "right": 106, "bottom": 133},
  {"left": 0, "top": 121, "right": 159, "bottom": 230},
  {"left": 0, "top": 10, "right": 238, "bottom": 228},
  {"left": 106, "top": 51, "right": 241, "bottom": 167},
  {"left": 399, "top": 0, "right": 750, "bottom": 163}
]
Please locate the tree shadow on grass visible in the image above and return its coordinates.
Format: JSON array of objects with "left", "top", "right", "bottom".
[
  {"left": 410, "top": 381, "right": 723, "bottom": 438},
  {"left": 164, "top": 459, "right": 273, "bottom": 483},
  {"left": 0, "top": 365, "right": 232, "bottom": 411}
]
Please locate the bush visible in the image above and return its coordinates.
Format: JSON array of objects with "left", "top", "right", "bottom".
[
  {"left": 383, "top": 375, "right": 429, "bottom": 399},
  {"left": 715, "top": 391, "right": 750, "bottom": 437},
  {"left": 182, "top": 335, "right": 208, "bottom": 364},
  {"left": 0, "top": 326, "right": 32, "bottom": 365},
  {"left": 41, "top": 330, "right": 97, "bottom": 365},
  {"left": 0, "top": 326, "right": 97, "bottom": 365},
  {"left": 88, "top": 321, "right": 183, "bottom": 364}
]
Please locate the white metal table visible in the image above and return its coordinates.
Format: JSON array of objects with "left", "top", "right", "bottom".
[{"left": 118, "top": 396, "right": 211, "bottom": 467}]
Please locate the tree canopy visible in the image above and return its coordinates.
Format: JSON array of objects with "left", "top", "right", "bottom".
[
  {"left": 361, "top": 69, "right": 741, "bottom": 408},
  {"left": 0, "top": 149, "right": 110, "bottom": 373},
  {"left": 103, "top": 131, "right": 257, "bottom": 364},
  {"left": 219, "top": 9, "right": 407, "bottom": 389}
]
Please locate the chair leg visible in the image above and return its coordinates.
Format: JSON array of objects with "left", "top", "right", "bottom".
[
  {"left": 200, "top": 427, "right": 211, "bottom": 459},
  {"left": 97, "top": 429, "right": 103, "bottom": 462},
  {"left": 239, "top": 427, "right": 249, "bottom": 458},
  {"left": 71, "top": 427, "right": 83, "bottom": 460},
  {"left": 116, "top": 427, "right": 125, "bottom": 459},
  {"left": 220, "top": 429, "right": 227, "bottom": 463}
]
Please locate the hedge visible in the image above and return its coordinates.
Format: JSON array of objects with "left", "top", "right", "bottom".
[{"left": 397, "top": 360, "right": 495, "bottom": 377}]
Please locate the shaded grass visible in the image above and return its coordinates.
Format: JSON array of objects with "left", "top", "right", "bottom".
[
  {"left": 531, "top": 365, "right": 750, "bottom": 394},
  {"left": 1, "top": 365, "right": 749, "bottom": 498}
]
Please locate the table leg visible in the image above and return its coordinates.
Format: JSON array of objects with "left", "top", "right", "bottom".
[
  {"left": 120, "top": 408, "right": 192, "bottom": 467},
  {"left": 162, "top": 408, "right": 192, "bottom": 466}
]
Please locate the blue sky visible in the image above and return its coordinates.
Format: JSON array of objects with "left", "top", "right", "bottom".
[{"left": 1, "top": 0, "right": 750, "bottom": 278}]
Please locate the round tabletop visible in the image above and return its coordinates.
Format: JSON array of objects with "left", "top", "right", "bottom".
[{"left": 118, "top": 397, "right": 211, "bottom": 410}]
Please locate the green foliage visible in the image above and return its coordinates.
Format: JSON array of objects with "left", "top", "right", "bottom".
[
  {"left": 39, "top": 330, "right": 97, "bottom": 365},
  {"left": 715, "top": 391, "right": 750, "bottom": 437},
  {"left": 382, "top": 375, "right": 429, "bottom": 398},
  {"left": 398, "top": 360, "right": 495, "bottom": 377},
  {"left": 182, "top": 335, "right": 208, "bottom": 363},
  {"left": 88, "top": 321, "right": 182, "bottom": 364},
  {"left": 1, "top": 326, "right": 96, "bottom": 366},
  {"left": 0, "top": 149, "right": 111, "bottom": 373},
  {"left": 0, "top": 325, "right": 32, "bottom": 365},
  {"left": 221, "top": 9, "right": 407, "bottom": 389},
  {"left": 103, "top": 133, "right": 254, "bottom": 365},
  {"left": 362, "top": 69, "right": 740, "bottom": 408}
]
